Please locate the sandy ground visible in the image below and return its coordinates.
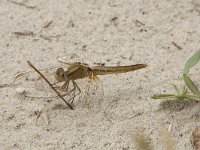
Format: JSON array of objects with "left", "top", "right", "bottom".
[{"left": 1, "top": 0, "right": 200, "bottom": 149}]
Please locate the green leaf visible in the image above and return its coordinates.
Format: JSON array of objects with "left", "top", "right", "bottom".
[
  {"left": 172, "top": 84, "right": 180, "bottom": 95},
  {"left": 181, "top": 86, "right": 187, "bottom": 95},
  {"left": 183, "top": 50, "right": 200, "bottom": 75},
  {"left": 183, "top": 50, "right": 200, "bottom": 96},
  {"left": 151, "top": 94, "right": 176, "bottom": 99},
  {"left": 183, "top": 74, "right": 200, "bottom": 96}
]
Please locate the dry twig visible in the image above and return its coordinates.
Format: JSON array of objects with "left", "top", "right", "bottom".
[
  {"left": 8, "top": 0, "right": 37, "bottom": 9},
  {"left": 27, "top": 61, "right": 73, "bottom": 110}
]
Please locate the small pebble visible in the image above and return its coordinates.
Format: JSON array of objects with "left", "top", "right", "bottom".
[{"left": 15, "top": 87, "right": 25, "bottom": 94}]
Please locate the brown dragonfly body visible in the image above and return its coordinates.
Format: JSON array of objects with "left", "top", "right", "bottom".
[
  {"left": 55, "top": 62, "right": 147, "bottom": 82},
  {"left": 53, "top": 62, "right": 147, "bottom": 104}
]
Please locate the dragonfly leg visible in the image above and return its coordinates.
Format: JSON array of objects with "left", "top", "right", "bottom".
[
  {"left": 50, "top": 81, "right": 66, "bottom": 91},
  {"left": 50, "top": 81, "right": 70, "bottom": 99},
  {"left": 57, "top": 80, "right": 79, "bottom": 102},
  {"left": 69, "top": 80, "right": 81, "bottom": 104},
  {"left": 53, "top": 80, "right": 70, "bottom": 93},
  {"left": 52, "top": 81, "right": 62, "bottom": 86},
  {"left": 59, "top": 81, "right": 74, "bottom": 97},
  {"left": 52, "top": 80, "right": 81, "bottom": 104},
  {"left": 61, "top": 81, "right": 69, "bottom": 90}
]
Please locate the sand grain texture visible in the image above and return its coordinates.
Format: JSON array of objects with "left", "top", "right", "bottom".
[{"left": 0, "top": 0, "right": 200, "bottom": 149}]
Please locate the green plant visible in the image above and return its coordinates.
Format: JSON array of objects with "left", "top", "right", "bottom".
[{"left": 152, "top": 50, "right": 200, "bottom": 100}]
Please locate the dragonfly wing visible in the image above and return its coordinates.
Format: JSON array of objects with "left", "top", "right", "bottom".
[
  {"left": 14, "top": 66, "right": 66, "bottom": 98},
  {"left": 58, "top": 57, "right": 81, "bottom": 66},
  {"left": 67, "top": 65, "right": 81, "bottom": 75},
  {"left": 79, "top": 76, "right": 104, "bottom": 109}
]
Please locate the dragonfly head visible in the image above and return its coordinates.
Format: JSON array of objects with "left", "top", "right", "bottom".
[{"left": 54, "top": 68, "right": 66, "bottom": 82}]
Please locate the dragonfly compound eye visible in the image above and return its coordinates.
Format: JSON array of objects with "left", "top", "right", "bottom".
[{"left": 55, "top": 68, "right": 65, "bottom": 81}]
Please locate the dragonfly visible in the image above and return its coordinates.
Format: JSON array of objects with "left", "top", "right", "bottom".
[{"left": 14, "top": 59, "right": 147, "bottom": 109}]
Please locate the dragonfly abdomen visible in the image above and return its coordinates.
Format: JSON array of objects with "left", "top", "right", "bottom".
[{"left": 92, "top": 64, "right": 147, "bottom": 75}]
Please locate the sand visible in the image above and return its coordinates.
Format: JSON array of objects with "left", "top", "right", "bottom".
[{"left": 0, "top": 0, "right": 200, "bottom": 149}]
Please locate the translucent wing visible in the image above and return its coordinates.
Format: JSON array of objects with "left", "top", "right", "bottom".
[
  {"left": 14, "top": 65, "right": 68, "bottom": 98},
  {"left": 58, "top": 57, "right": 89, "bottom": 67},
  {"left": 79, "top": 74, "right": 104, "bottom": 109}
]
